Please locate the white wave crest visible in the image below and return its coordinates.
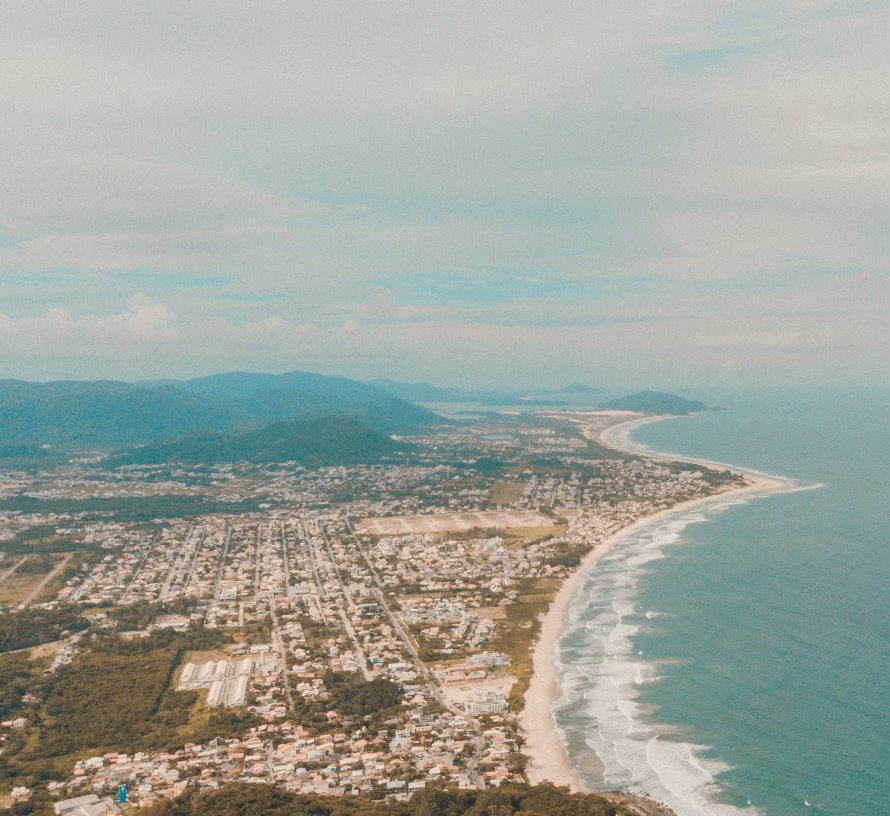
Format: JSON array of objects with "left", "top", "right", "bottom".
[{"left": 552, "top": 504, "right": 765, "bottom": 816}]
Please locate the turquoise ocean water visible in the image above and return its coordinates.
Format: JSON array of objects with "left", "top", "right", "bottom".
[{"left": 552, "top": 389, "right": 890, "bottom": 816}]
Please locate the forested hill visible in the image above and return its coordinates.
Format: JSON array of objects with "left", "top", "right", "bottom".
[
  {"left": 599, "top": 391, "right": 709, "bottom": 415},
  {"left": 107, "top": 417, "right": 407, "bottom": 468},
  {"left": 0, "top": 372, "right": 446, "bottom": 449},
  {"left": 138, "top": 782, "right": 644, "bottom": 816}
]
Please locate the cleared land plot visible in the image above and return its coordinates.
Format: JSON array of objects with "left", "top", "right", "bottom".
[
  {"left": 359, "top": 510, "right": 557, "bottom": 536},
  {"left": 0, "top": 555, "right": 66, "bottom": 606},
  {"left": 488, "top": 480, "right": 526, "bottom": 507}
]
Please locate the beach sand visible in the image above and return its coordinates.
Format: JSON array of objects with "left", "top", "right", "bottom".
[{"left": 520, "top": 414, "right": 785, "bottom": 790}]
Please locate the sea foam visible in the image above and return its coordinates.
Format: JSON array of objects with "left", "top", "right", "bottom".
[{"left": 553, "top": 503, "right": 763, "bottom": 816}]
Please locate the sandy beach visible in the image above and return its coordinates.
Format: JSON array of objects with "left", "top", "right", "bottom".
[{"left": 520, "top": 413, "right": 785, "bottom": 790}]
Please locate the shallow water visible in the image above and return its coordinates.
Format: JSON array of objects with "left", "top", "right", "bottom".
[{"left": 553, "top": 389, "right": 890, "bottom": 816}]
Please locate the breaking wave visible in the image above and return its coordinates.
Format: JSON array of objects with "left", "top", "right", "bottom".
[{"left": 552, "top": 500, "right": 767, "bottom": 816}]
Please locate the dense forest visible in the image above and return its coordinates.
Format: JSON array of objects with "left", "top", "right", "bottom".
[
  {"left": 0, "top": 607, "right": 89, "bottom": 654},
  {"left": 0, "top": 371, "right": 444, "bottom": 449},
  {"left": 107, "top": 417, "right": 409, "bottom": 468},
  {"left": 4, "top": 627, "right": 252, "bottom": 779},
  {"left": 0, "top": 495, "right": 263, "bottom": 525},
  {"left": 138, "top": 782, "right": 629, "bottom": 816}
]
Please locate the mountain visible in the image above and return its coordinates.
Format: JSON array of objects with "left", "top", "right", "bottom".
[
  {"left": 168, "top": 371, "right": 444, "bottom": 434},
  {"left": 108, "top": 417, "right": 407, "bottom": 467},
  {"left": 368, "top": 378, "right": 600, "bottom": 405},
  {"left": 0, "top": 372, "right": 446, "bottom": 449},
  {"left": 0, "top": 380, "right": 229, "bottom": 447},
  {"left": 559, "top": 383, "right": 600, "bottom": 395},
  {"left": 367, "top": 378, "right": 457, "bottom": 402},
  {"left": 599, "top": 391, "right": 708, "bottom": 415},
  {"left": 179, "top": 370, "right": 385, "bottom": 402}
]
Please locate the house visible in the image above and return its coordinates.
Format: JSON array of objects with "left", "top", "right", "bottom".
[{"left": 53, "top": 794, "right": 121, "bottom": 816}]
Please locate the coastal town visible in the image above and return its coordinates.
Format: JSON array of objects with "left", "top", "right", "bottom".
[{"left": 0, "top": 411, "right": 744, "bottom": 814}]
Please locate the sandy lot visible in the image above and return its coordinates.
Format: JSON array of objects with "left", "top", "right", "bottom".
[{"left": 359, "top": 510, "right": 557, "bottom": 536}]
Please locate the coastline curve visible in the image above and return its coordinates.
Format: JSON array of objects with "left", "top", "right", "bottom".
[{"left": 520, "top": 412, "right": 796, "bottom": 814}]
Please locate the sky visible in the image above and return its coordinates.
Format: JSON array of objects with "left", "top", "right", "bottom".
[{"left": 1, "top": 1, "right": 889, "bottom": 388}]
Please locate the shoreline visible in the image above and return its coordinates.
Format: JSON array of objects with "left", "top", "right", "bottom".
[{"left": 520, "top": 413, "right": 787, "bottom": 792}]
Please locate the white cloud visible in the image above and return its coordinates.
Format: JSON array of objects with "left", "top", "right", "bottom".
[
  {"left": 1, "top": 2, "right": 889, "bottom": 384},
  {"left": 0, "top": 293, "right": 180, "bottom": 349}
]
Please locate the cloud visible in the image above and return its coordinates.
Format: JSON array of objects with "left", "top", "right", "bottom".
[
  {"left": 1, "top": 2, "right": 889, "bottom": 385},
  {"left": 0, "top": 293, "right": 180, "bottom": 350}
]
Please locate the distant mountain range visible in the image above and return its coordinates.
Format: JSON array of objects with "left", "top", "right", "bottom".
[
  {"left": 0, "top": 371, "right": 447, "bottom": 449},
  {"left": 0, "top": 372, "right": 708, "bottom": 468},
  {"left": 367, "top": 379, "right": 601, "bottom": 406},
  {"left": 368, "top": 380, "right": 707, "bottom": 415},
  {"left": 108, "top": 417, "right": 407, "bottom": 468}
]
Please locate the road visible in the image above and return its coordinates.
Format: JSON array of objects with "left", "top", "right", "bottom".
[
  {"left": 0, "top": 556, "right": 28, "bottom": 587},
  {"left": 19, "top": 553, "right": 73, "bottom": 608},
  {"left": 159, "top": 525, "right": 194, "bottom": 601},
  {"left": 347, "top": 521, "right": 485, "bottom": 788},
  {"left": 211, "top": 526, "right": 232, "bottom": 607},
  {"left": 337, "top": 607, "right": 373, "bottom": 680},
  {"left": 120, "top": 533, "right": 159, "bottom": 602},
  {"left": 267, "top": 597, "right": 297, "bottom": 714}
]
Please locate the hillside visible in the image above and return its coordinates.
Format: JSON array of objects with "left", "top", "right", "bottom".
[
  {"left": 0, "top": 372, "right": 445, "bottom": 449},
  {"left": 0, "top": 380, "right": 229, "bottom": 447},
  {"left": 107, "top": 416, "right": 407, "bottom": 467},
  {"left": 599, "top": 391, "right": 708, "bottom": 415},
  {"left": 157, "top": 371, "right": 447, "bottom": 434},
  {"left": 369, "top": 378, "right": 600, "bottom": 406}
]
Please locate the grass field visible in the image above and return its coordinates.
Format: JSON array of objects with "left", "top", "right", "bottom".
[
  {"left": 488, "top": 479, "right": 527, "bottom": 507},
  {"left": 0, "top": 554, "right": 65, "bottom": 606}
]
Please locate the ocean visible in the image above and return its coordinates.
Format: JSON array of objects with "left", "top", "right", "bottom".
[{"left": 552, "top": 389, "right": 890, "bottom": 816}]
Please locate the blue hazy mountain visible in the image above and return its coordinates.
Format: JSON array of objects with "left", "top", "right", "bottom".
[
  {"left": 168, "top": 371, "right": 446, "bottom": 434},
  {"left": 599, "top": 391, "right": 709, "bottom": 415},
  {"left": 0, "top": 380, "right": 230, "bottom": 447},
  {"left": 368, "top": 378, "right": 600, "bottom": 405},
  {"left": 0, "top": 372, "right": 446, "bottom": 449},
  {"left": 108, "top": 416, "right": 407, "bottom": 467}
]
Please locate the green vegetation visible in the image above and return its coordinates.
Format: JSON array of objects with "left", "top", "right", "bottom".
[
  {"left": 1, "top": 627, "right": 253, "bottom": 787},
  {"left": 488, "top": 579, "right": 560, "bottom": 711},
  {"left": 0, "top": 654, "right": 44, "bottom": 720},
  {"left": 137, "top": 782, "right": 627, "bottom": 816},
  {"left": 0, "top": 495, "right": 262, "bottom": 524},
  {"left": 0, "top": 526, "right": 86, "bottom": 556},
  {"left": 599, "top": 391, "right": 708, "bottom": 415},
  {"left": 488, "top": 479, "right": 525, "bottom": 506},
  {"left": 12, "top": 555, "right": 55, "bottom": 576},
  {"left": 108, "top": 417, "right": 409, "bottom": 468},
  {"left": 0, "top": 444, "right": 70, "bottom": 470},
  {"left": 327, "top": 672, "right": 402, "bottom": 719},
  {"left": 369, "top": 378, "right": 601, "bottom": 407},
  {"left": 0, "top": 371, "right": 446, "bottom": 449},
  {"left": 34, "top": 646, "right": 181, "bottom": 757},
  {"left": 290, "top": 672, "right": 402, "bottom": 733},
  {"left": 0, "top": 379, "right": 228, "bottom": 447},
  {"left": 0, "top": 607, "right": 89, "bottom": 654}
]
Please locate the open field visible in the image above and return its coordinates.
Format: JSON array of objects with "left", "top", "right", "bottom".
[
  {"left": 488, "top": 479, "right": 526, "bottom": 507},
  {"left": 0, "top": 555, "right": 65, "bottom": 606},
  {"left": 358, "top": 510, "right": 558, "bottom": 536}
]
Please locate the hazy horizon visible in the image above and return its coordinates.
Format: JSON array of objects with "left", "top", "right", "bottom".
[{"left": 4, "top": 367, "right": 889, "bottom": 398}]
